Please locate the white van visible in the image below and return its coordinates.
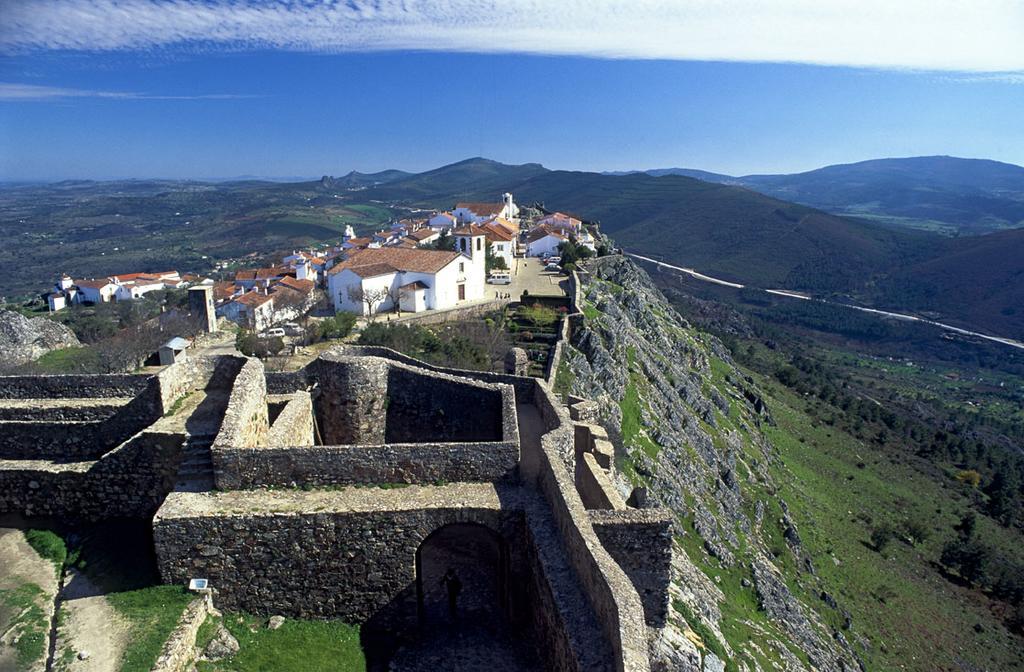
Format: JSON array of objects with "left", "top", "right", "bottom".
[
  {"left": 488, "top": 271, "right": 512, "bottom": 285},
  {"left": 262, "top": 328, "right": 286, "bottom": 338}
]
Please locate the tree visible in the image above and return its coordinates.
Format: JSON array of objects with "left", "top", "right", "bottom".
[
  {"left": 345, "top": 285, "right": 389, "bottom": 319},
  {"left": 485, "top": 244, "right": 508, "bottom": 272},
  {"left": 427, "top": 231, "right": 454, "bottom": 251},
  {"left": 317, "top": 312, "right": 357, "bottom": 341}
]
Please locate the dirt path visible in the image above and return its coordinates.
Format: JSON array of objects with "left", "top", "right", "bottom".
[
  {"left": 0, "top": 528, "right": 60, "bottom": 672},
  {"left": 52, "top": 569, "right": 131, "bottom": 672}
]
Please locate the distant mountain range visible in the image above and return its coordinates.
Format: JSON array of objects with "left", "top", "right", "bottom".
[
  {"left": 356, "top": 157, "right": 1024, "bottom": 338},
  {"left": 608, "top": 156, "right": 1024, "bottom": 236},
  {"left": 3, "top": 155, "right": 1022, "bottom": 339}
]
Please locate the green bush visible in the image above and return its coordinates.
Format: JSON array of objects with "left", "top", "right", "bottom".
[{"left": 319, "top": 312, "right": 357, "bottom": 340}]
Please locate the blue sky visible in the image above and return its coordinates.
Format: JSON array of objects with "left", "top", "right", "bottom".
[{"left": 1, "top": 1, "right": 1022, "bottom": 180}]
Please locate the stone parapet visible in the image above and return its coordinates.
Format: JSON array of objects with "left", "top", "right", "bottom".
[{"left": 589, "top": 508, "right": 673, "bottom": 628}]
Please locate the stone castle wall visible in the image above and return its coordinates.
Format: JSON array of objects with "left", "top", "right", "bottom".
[{"left": 0, "top": 429, "right": 185, "bottom": 520}]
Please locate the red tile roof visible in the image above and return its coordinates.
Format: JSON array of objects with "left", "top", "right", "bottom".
[
  {"left": 276, "top": 276, "right": 315, "bottom": 294},
  {"left": 328, "top": 248, "right": 460, "bottom": 277},
  {"left": 400, "top": 280, "right": 430, "bottom": 290},
  {"left": 75, "top": 279, "right": 116, "bottom": 289},
  {"left": 455, "top": 202, "right": 504, "bottom": 216},
  {"left": 234, "top": 291, "right": 274, "bottom": 307},
  {"left": 451, "top": 224, "right": 488, "bottom": 236}
]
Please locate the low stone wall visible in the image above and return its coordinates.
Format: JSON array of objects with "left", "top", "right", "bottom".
[
  {"left": 0, "top": 374, "right": 151, "bottom": 399},
  {"left": 150, "top": 593, "right": 214, "bottom": 672},
  {"left": 0, "top": 429, "right": 186, "bottom": 520},
  {"left": 214, "top": 439, "right": 520, "bottom": 489},
  {"left": 212, "top": 359, "right": 269, "bottom": 451},
  {"left": 0, "top": 382, "right": 164, "bottom": 461},
  {"left": 265, "top": 392, "right": 315, "bottom": 447},
  {"left": 265, "top": 370, "right": 307, "bottom": 394},
  {"left": 385, "top": 364, "right": 505, "bottom": 443},
  {"left": 576, "top": 453, "right": 627, "bottom": 511},
  {"left": 389, "top": 299, "right": 507, "bottom": 326},
  {"left": 589, "top": 509, "right": 673, "bottom": 628}
]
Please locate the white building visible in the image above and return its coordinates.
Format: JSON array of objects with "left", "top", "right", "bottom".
[
  {"left": 428, "top": 212, "right": 457, "bottom": 231},
  {"left": 525, "top": 225, "right": 568, "bottom": 258},
  {"left": 327, "top": 229, "right": 486, "bottom": 316},
  {"left": 535, "top": 212, "right": 582, "bottom": 235},
  {"left": 453, "top": 193, "right": 519, "bottom": 224}
]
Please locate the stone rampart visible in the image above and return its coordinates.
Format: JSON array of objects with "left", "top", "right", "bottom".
[{"left": 589, "top": 509, "right": 673, "bottom": 628}]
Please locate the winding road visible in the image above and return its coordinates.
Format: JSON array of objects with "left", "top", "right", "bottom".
[{"left": 627, "top": 252, "right": 1024, "bottom": 352}]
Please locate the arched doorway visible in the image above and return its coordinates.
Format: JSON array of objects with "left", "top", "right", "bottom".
[{"left": 415, "top": 522, "right": 506, "bottom": 627}]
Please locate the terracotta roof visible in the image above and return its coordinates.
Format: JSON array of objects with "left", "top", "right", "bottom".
[
  {"left": 455, "top": 202, "right": 504, "bottom": 216},
  {"left": 75, "top": 279, "right": 116, "bottom": 289},
  {"left": 400, "top": 280, "right": 430, "bottom": 290},
  {"left": 481, "top": 223, "right": 514, "bottom": 242},
  {"left": 527, "top": 225, "right": 567, "bottom": 243},
  {"left": 276, "top": 277, "right": 315, "bottom": 294},
  {"left": 212, "top": 281, "right": 237, "bottom": 301},
  {"left": 407, "top": 229, "right": 438, "bottom": 242},
  {"left": 345, "top": 237, "right": 373, "bottom": 248},
  {"left": 111, "top": 271, "right": 177, "bottom": 283},
  {"left": 488, "top": 216, "right": 518, "bottom": 234},
  {"left": 235, "top": 270, "right": 257, "bottom": 281},
  {"left": 328, "top": 247, "right": 461, "bottom": 277},
  {"left": 234, "top": 291, "right": 274, "bottom": 307},
  {"left": 451, "top": 224, "right": 488, "bottom": 236}
]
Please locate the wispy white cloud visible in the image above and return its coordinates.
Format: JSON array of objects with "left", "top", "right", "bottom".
[
  {"left": 0, "top": 82, "right": 256, "bottom": 100},
  {"left": 1, "top": 0, "right": 1022, "bottom": 73},
  {"left": 941, "top": 73, "right": 1024, "bottom": 85}
]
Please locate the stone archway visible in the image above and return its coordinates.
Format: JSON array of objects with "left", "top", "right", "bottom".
[{"left": 415, "top": 522, "right": 506, "bottom": 626}]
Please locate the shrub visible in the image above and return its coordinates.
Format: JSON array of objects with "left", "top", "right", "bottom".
[
  {"left": 319, "top": 312, "right": 357, "bottom": 340},
  {"left": 870, "top": 525, "right": 895, "bottom": 553},
  {"left": 955, "top": 469, "right": 982, "bottom": 487}
]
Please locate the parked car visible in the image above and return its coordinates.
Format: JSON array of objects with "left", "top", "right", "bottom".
[
  {"left": 488, "top": 271, "right": 512, "bottom": 285},
  {"left": 544, "top": 262, "right": 561, "bottom": 272},
  {"left": 282, "top": 322, "right": 303, "bottom": 336},
  {"left": 547, "top": 256, "right": 561, "bottom": 264},
  {"left": 260, "top": 327, "right": 286, "bottom": 338}
]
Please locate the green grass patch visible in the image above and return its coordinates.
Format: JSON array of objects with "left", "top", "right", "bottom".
[
  {"left": 24, "top": 529, "right": 67, "bottom": 571},
  {"left": 582, "top": 304, "right": 602, "bottom": 321},
  {"left": 197, "top": 613, "right": 364, "bottom": 672},
  {"left": 107, "top": 585, "right": 193, "bottom": 672},
  {"left": 553, "top": 358, "right": 576, "bottom": 396},
  {"left": 0, "top": 583, "right": 49, "bottom": 668}
]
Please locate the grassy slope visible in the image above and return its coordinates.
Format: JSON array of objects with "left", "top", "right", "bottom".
[{"left": 752, "top": 372, "right": 1023, "bottom": 671}]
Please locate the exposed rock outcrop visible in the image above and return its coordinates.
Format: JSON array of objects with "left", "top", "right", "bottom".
[
  {"left": 563, "top": 257, "right": 862, "bottom": 672},
  {"left": 0, "top": 309, "right": 80, "bottom": 367}
]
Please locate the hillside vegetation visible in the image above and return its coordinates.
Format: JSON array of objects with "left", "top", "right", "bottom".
[{"left": 563, "top": 256, "right": 1024, "bottom": 671}]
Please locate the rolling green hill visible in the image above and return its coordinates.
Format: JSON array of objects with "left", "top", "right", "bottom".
[
  {"left": 511, "top": 170, "right": 932, "bottom": 292},
  {"left": 641, "top": 156, "right": 1024, "bottom": 236}
]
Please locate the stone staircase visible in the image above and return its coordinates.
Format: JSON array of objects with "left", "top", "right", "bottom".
[{"left": 174, "top": 434, "right": 216, "bottom": 492}]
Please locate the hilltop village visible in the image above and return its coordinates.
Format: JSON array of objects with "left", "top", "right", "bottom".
[{"left": 40, "top": 194, "right": 600, "bottom": 335}]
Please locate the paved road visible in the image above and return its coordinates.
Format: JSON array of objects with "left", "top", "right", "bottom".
[
  {"left": 628, "top": 252, "right": 1024, "bottom": 351},
  {"left": 499, "top": 256, "right": 568, "bottom": 299}
]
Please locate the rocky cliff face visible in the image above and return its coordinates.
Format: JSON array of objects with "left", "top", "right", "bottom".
[
  {"left": 562, "top": 257, "right": 863, "bottom": 672},
  {"left": 0, "top": 310, "right": 80, "bottom": 367}
]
